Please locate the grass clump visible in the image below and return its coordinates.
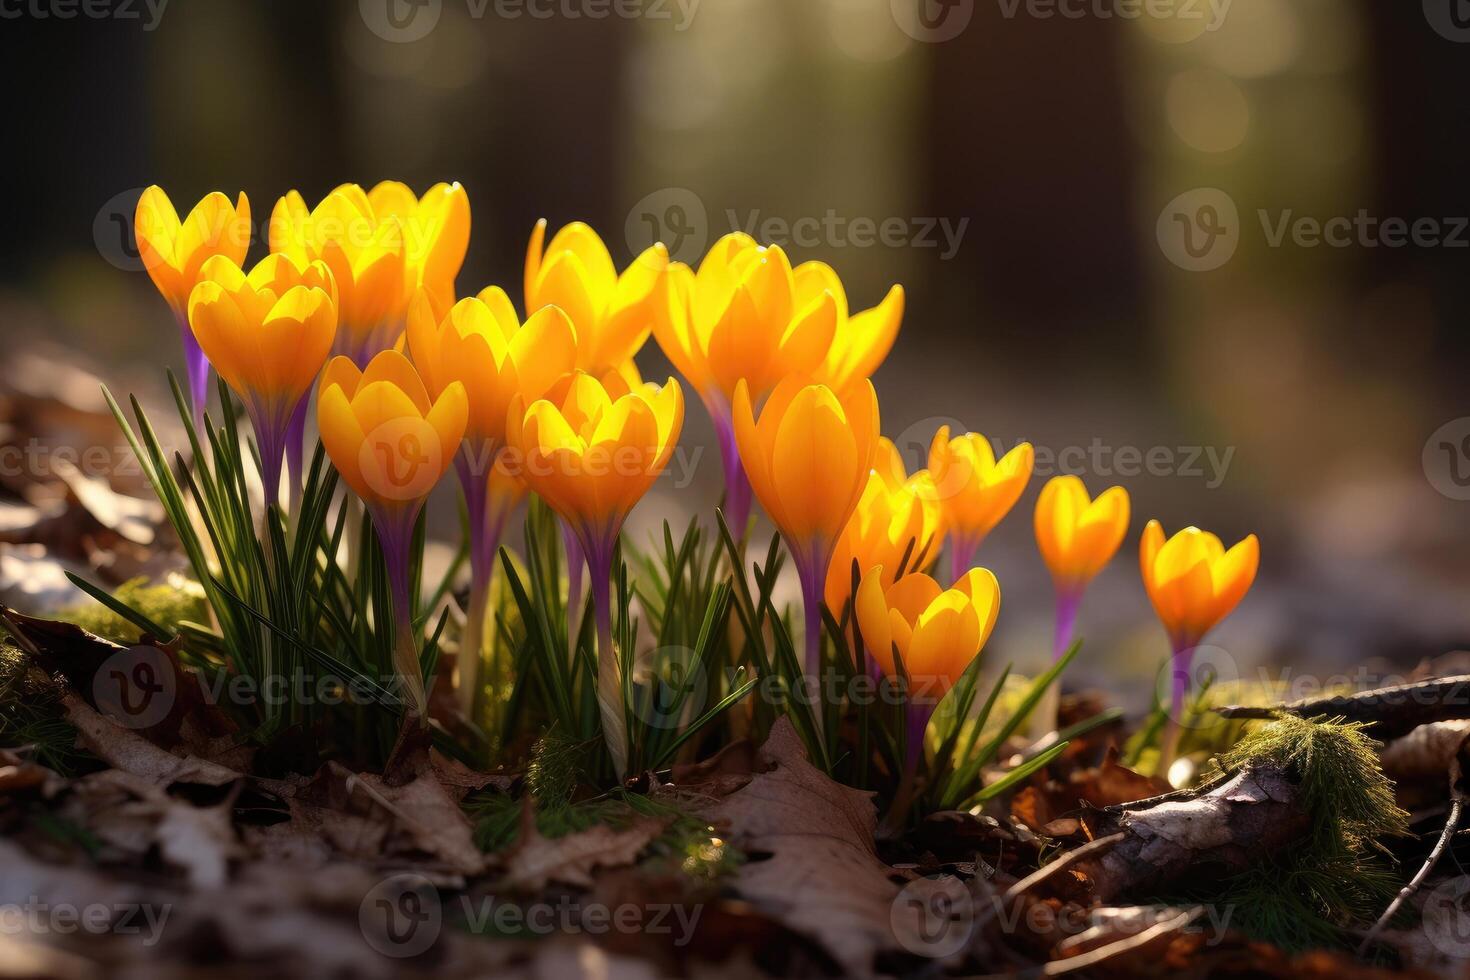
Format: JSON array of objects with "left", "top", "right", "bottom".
[{"left": 1183, "top": 714, "right": 1409, "bottom": 952}]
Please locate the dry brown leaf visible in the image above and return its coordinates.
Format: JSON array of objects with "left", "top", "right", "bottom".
[
  {"left": 499, "top": 804, "right": 665, "bottom": 891},
  {"left": 62, "top": 693, "right": 241, "bottom": 787},
  {"left": 700, "top": 717, "right": 900, "bottom": 978}
]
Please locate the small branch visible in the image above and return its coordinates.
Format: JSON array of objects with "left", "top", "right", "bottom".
[
  {"left": 1215, "top": 675, "right": 1470, "bottom": 740},
  {"left": 1358, "top": 733, "right": 1470, "bottom": 955},
  {"left": 1042, "top": 906, "right": 1205, "bottom": 976},
  {"left": 1002, "top": 833, "right": 1125, "bottom": 905}
]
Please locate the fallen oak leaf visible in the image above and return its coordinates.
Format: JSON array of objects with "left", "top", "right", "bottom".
[{"left": 498, "top": 800, "right": 665, "bottom": 891}]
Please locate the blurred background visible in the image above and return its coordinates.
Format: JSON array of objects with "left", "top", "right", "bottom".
[{"left": 2, "top": 0, "right": 1468, "bottom": 708}]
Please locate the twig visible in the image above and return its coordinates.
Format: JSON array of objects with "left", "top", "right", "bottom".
[
  {"left": 1215, "top": 675, "right": 1470, "bottom": 740},
  {"left": 1042, "top": 906, "right": 1205, "bottom": 975},
  {"left": 1002, "top": 833, "right": 1125, "bottom": 905},
  {"left": 1358, "top": 734, "right": 1470, "bottom": 955}
]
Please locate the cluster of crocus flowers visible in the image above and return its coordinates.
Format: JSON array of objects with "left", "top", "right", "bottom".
[
  {"left": 654, "top": 234, "right": 903, "bottom": 534},
  {"left": 855, "top": 564, "right": 1000, "bottom": 771},
  {"left": 317, "top": 350, "right": 468, "bottom": 720},
  {"left": 268, "top": 187, "right": 412, "bottom": 367},
  {"left": 508, "top": 371, "right": 684, "bottom": 779},
  {"left": 407, "top": 287, "right": 576, "bottom": 712},
  {"left": 734, "top": 375, "right": 880, "bottom": 679},
  {"left": 134, "top": 187, "right": 253, "bottom": 428},
  {"left": 1140, "top": 520, "right": 1259, "bottom": 763}
]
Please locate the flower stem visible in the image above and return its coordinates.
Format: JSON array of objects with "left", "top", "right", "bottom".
[
  {"left": 562, "top": 520, "right": 585, "bottom": 653},
  {"left": 947, "top": 537, "right": 977, "bottom": 586},
  {"left": 585, "top": 535, "right": 628, "bottom": 781},
  {"left": 378, "top": 512, "right": 427, "bottom": 724},
  {"left": 455, "top": 453, "right": 494, "bottom": 718},
  {"left": 1158, "top": 641, "right": 1195, "bottom": 774},
  {"left": 1036, "top": 589, "right": 1082, "bottom": 736},
  {"left": 177, "top": 311, "right": 210, "bottom": 436},
  {"left": 712, "top": 408, "right": 752, "bottom": 537},
  {"left": 796, "top": 550, "right": 828, "bottom": 731}
]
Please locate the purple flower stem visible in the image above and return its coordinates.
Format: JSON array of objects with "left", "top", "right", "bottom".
[
  {"left": 1053, "top": 590, "right": 1081, "bottom": 662},
  {"left": 1159, "top": 640, "right": 1196, "bottom": 772},
  {"left": 375, "top": 508, "right": 428, "bottom": 724},
  {"left": 712, "top": 410, "right": 752, "bottom": 537},
  {"left": 562, "top": 519, "right": 585, "bottom": 651},
  {"left": 454, "top": 452, "right": 496, "bottom": 716},
  {"left": 583, "top": 531, "right": 629, "bottom": 780},
  {"left": 948, "top": 537, "right": 978, "bottom": 587},
  {"left": 283, "top": 395, "right": 309, "bottom": 521},
  {"left": 177, "top": 312, "right": 210, "bottom": 437}
]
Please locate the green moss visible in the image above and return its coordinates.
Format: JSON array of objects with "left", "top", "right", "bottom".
[
  {"left": 1171, "top": 715, "right": 1409, "bottom": 953},
  {"left": 57, "top": 575, "right": 206, "bottom": 645},
  {"left": 0, "top": 642, "right": 92, "bottom": 775}
]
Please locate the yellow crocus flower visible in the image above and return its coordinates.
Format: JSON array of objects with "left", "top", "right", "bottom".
[
  {"left": 187, "top": 253, "right": 337, "bottom": 508},
  {"left": 269, "top": 186, "right": 408, "bottom": 366},
  {"left": 855, "top": 564, "right": 1000, "bottom": 770},
  {"left": 523, "top": 219, "right": 668, "bottom": 376},
  {"left": 825, "top": 437, "right": 945, "bottom": 617},
  {"left": 134, "top": 186, "right": 252, "bottom": 424},
  {"left": 1034, "top": 476, "right": 1129, "bottom": 659},
  {"left": 362, "top": 181, "right": 471, "bottom": 313},
  {"left": 927, "top": 427, "right": 1034, "bottom": 581},
  {"left": 1140, "top": 520, "right": 1258, "bottom": 654},
  {"left": 1140, "top": 519, "right": 1259, "bottom": 765},
  {"left": 318, "top": 350, "right": 468, "bottom": 720},
  {"left": 734, "top": 375, "right": 879, "bottom": 676},
  {"left": 507, "top": 371, "right": 684, "bottom": 778}
]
